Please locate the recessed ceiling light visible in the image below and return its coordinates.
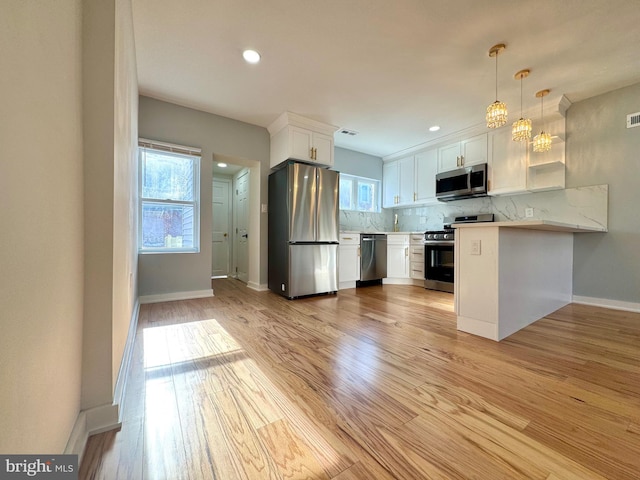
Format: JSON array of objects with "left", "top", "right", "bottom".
[
  {"left": 242, "top": 49, "right": 261, "bottom": 64},
  {"left": 429, "top": 125, "right": 441, "bottom": 132},
  {"left": 217, "top": 162, "right": 227, "bottom": 168}
]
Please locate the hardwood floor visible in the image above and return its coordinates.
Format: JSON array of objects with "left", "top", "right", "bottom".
[{"left": 80, "top": 279, "right": 640, "bottom": 479}]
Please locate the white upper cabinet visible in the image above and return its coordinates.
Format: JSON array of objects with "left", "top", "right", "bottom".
[
  {"left": 397, "top": 156, "right": 415, "bottom": 206},
  {"left": 415, "top": 149, "right": 438, "bottom": 203},
  {"left": 382, "top": 161, "right": 400, "bottom": 208},
  {"left": 268, "top": 112, "right": 337, "bottom": 168},
  {"left": 437, "top": 133, "right": 488, "bottom": 172},
  {"left": 488, "top": 127, "right": 528, "bottom": 196},
  {"left": 383, "top": 148, "right": 438, "bottom": 208}
]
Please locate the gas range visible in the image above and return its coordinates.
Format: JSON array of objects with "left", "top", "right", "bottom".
[
  {"left": 424, "top": 213, "right": 494, "bottom": 242},
  {"left": 422, "top": 213, "right": 493, "bottom": 293}
]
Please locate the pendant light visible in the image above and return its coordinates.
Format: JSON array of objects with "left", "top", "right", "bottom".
[
  {"left": 533, "top": 89, "right": 552, "bottom": 152},
  {"left": 486, "top": 44, "right": 507, "bottom": 129},
  {"left": 512, "top": 69, "right": 532, "bottom": 141}
]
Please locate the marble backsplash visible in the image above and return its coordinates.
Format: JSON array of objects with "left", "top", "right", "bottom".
[
  {"left": 340, "top": 209, "right": 394, "bottom": 232},
  {"left": 398, "top": 184, "right": 608, "bottom": 231},
  {"left": 341, "top": 185, "right": 608, "bottom": 232}
]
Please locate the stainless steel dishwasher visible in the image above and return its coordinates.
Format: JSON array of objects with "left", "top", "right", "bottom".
[{"left": 359, "top": 234, "right": 387, "bottom": 282}]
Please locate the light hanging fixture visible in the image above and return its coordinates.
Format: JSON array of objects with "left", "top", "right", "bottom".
[
  {"left": 512, "top": 69, "right": 532, "bottom": 141},
  {"left": 533, "top": 89, "right": 552, "bottom": 152},
  {"left": 486, "top": 44, "right": 507, "bottom": 129}
]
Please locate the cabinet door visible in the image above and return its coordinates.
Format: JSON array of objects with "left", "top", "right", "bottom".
[
  {"left": 397, "top": 156, "right": 415, "bottom": 205},
  {"left": 438, "top": 142, "right": 461, "bottom": 172},
  {"left": 312, "top": 131, "right": 334, "bottom": 167},
  {"left": 339, "top": 244, "right": 360, "bottom": 283},
  {"left": 290, "top": 126, "right": 313, "bottom": 162},
  {"left": 488, "top": 127, "right": 527, "bottom": 195},
  {"left": 387, "top": 243, "right": 409, "bottom": 278},
  {"left": 382, "top": 161, "right": 399, "bottom": 208},
  {"left": 415, "top": 149, "right": 437, "bottom": 203},
  {"left": 461, "top": 134, "right": 488, "bottom": 167}
]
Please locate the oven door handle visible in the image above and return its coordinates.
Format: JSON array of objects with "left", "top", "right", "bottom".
[{"left": 424, "top": 241, "right": 455, "bottom": 246}]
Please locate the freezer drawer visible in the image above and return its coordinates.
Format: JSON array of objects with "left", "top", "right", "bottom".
[{"left": 288, "top": 244, "right": 338, "bottom": 298}]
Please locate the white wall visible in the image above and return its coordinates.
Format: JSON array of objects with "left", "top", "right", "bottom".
[
  {"left": 137, "top": 96, "right": 270, "bottom": 295},
  {"left": 0, "top": 0, "right": 84, "bottom": 452},
  {"left": 566, "top": 82, "right": 640, "bottom": 303},
  {"left": 82, "top": 0, "right": 139, "bottom": 425}
]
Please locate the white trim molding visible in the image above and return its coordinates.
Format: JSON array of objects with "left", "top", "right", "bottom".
[
  {"left": 247, "top": 281, "right": 269, "bottom": 292},
  {"left": 572, "top": 295, "right": 640, "bottom": 313},
  {"left": 139, "top": 289, "right": 214, "bottom": 304},
  {"left": 64, "top": 403, "right": 121, "bottom": 464},
  {"left": 114, "top": 299, "right": 140, "bottom": 415}
]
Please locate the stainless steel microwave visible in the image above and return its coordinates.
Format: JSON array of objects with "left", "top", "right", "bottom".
[{"left": 435, "top": 163, "right": 488, "bottom": 202}]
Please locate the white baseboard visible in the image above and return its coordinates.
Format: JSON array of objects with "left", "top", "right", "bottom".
[
  {"left": 64, "top": 410, "right": 88, "bottom": 462},
  {"left": 339, "top": 281, "right": 357, "bottom": 290},
  {"left": 113, "top": 299, "right": 140, "bottom": 417},
  {"left": 64, "top": 403, "right": 120, "bottom": 464},
  {"left": 572, "top": 295, "right": 640, "bottom": 313},
  {"left": 382, "top": 277, "right": 415, "bottom": 285},
  {"left": 247, "top": 281, "right": 268, "bottom": 292},
  {"left": 139, "top": 289, "right": 213, "bottom": 304}
]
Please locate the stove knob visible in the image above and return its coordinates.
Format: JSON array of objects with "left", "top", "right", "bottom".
[
  {"left": 426, "top": 234, "right": 432, "bottom": 240},
  {"left": 444, "top": 233, "right": 452, "bottom": 240}
]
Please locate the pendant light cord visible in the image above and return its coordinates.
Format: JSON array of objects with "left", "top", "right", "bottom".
[{"left": 495, "top": 54, "right": 499, "bottom": 101}]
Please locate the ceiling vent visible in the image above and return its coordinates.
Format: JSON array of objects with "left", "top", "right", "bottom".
[
  {"left": 339, "top": 128, "right": 358, "bottom": 136},
  {"left": 627, "top": 112, "right": 640, "bottom": 128}
]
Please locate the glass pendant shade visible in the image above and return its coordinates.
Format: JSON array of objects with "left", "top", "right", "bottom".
[
  {"left": 533, "top": 131, "right": 552, "bottom": 152},
  {"left": 486, "top": 101, "right": 508, "bottom": 128},
  {"left": 512, "top": 69, "right": 531, "bottom": 141},
  {"left": 486, "top": 44, "right": 507, "bottom": 129},
  {"left": 533, "top": 89, "right": 552, "bottom": 153},
  {"left": 512, "top": 118, "right": 532, "bottom": 141}
]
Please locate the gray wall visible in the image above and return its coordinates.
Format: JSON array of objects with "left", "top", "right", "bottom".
[
  {"left": 566, "top": 82, "right": 640, "bottom": 303},
  {"left": 334, "top": 146, "right": 383, "bottom": 180},
  {"left": 138, "top": 96, "right": 270, "bottom": 295},
  {"left": 334, "top": 147, "right": 394, "bottom": 231}
]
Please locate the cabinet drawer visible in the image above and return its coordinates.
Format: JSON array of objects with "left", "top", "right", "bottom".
[
  {"left": 410, "top": 234, "right": 424, "bottom": 244},
  {"left": 410, "top": 261, "right": 424, "bottom": 279},
  {"left": 339, "top": 234, "right": 360, "bottom": 245},
  {"left": 386, "top": 234, "right": 409, "bottom": 245},
  {"left": 410, "top": 245, "right": 424, "bottom": 259}
]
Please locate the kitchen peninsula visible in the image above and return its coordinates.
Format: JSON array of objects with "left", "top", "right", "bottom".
[{"left": 453, "top": 220, "right": 606, "bottom": 341}]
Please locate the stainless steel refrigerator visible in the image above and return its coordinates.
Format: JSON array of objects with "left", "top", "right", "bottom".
[{"left": 268, "top": 162, "right": 339, "bottom": 299}]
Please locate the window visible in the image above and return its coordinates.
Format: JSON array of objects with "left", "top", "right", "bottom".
[
  {"left": 138, "top": 139, "right": 201, "bottom": 253},
  {"left": 339, "top": 174, "right": 380, "bottom": 213}
]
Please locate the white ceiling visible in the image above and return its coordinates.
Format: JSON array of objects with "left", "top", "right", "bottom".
[{"left": 132, "top": 0, "right": 640, "bottom": 158}]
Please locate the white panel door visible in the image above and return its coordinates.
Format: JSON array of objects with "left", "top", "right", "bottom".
[
  {"left": 212, "top": 179, "right": 231, "bottom": 277},
  {"left": 235, "top": 170, "right": 250, "bottom": 283}
]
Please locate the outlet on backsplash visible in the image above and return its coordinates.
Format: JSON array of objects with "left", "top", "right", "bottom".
[{"left": 525, "top": 208, "right": 534, "bottom": 218}]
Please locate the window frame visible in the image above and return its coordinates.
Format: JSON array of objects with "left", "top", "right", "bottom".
[
  {"left": 339, "top": 173, "right": 381, "bottom": 213},
  {"left": 138, "top": 139, "right": 201, "bottom": 254}
]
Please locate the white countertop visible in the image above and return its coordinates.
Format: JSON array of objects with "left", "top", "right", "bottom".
[
  {"left": 340, "top": 231, "right": 422, "bottom": 235},
  {"left": 451, "top": 220, "right": 606, "bottom": 233}
]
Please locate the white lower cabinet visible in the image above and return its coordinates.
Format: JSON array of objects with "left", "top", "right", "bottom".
[
  {"left": 384, "top": 234, "right": 410, "bottom": 283},
  {"left": 338, "top": 233, "right": 360, "bottom": 289},
  {"left": 409, "top": 234, "right": 425, "bottom": 280}
]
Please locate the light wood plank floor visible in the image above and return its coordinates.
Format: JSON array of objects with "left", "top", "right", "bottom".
[{"left": 80, "top": 279, "right": 640, "bottom": 479}]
